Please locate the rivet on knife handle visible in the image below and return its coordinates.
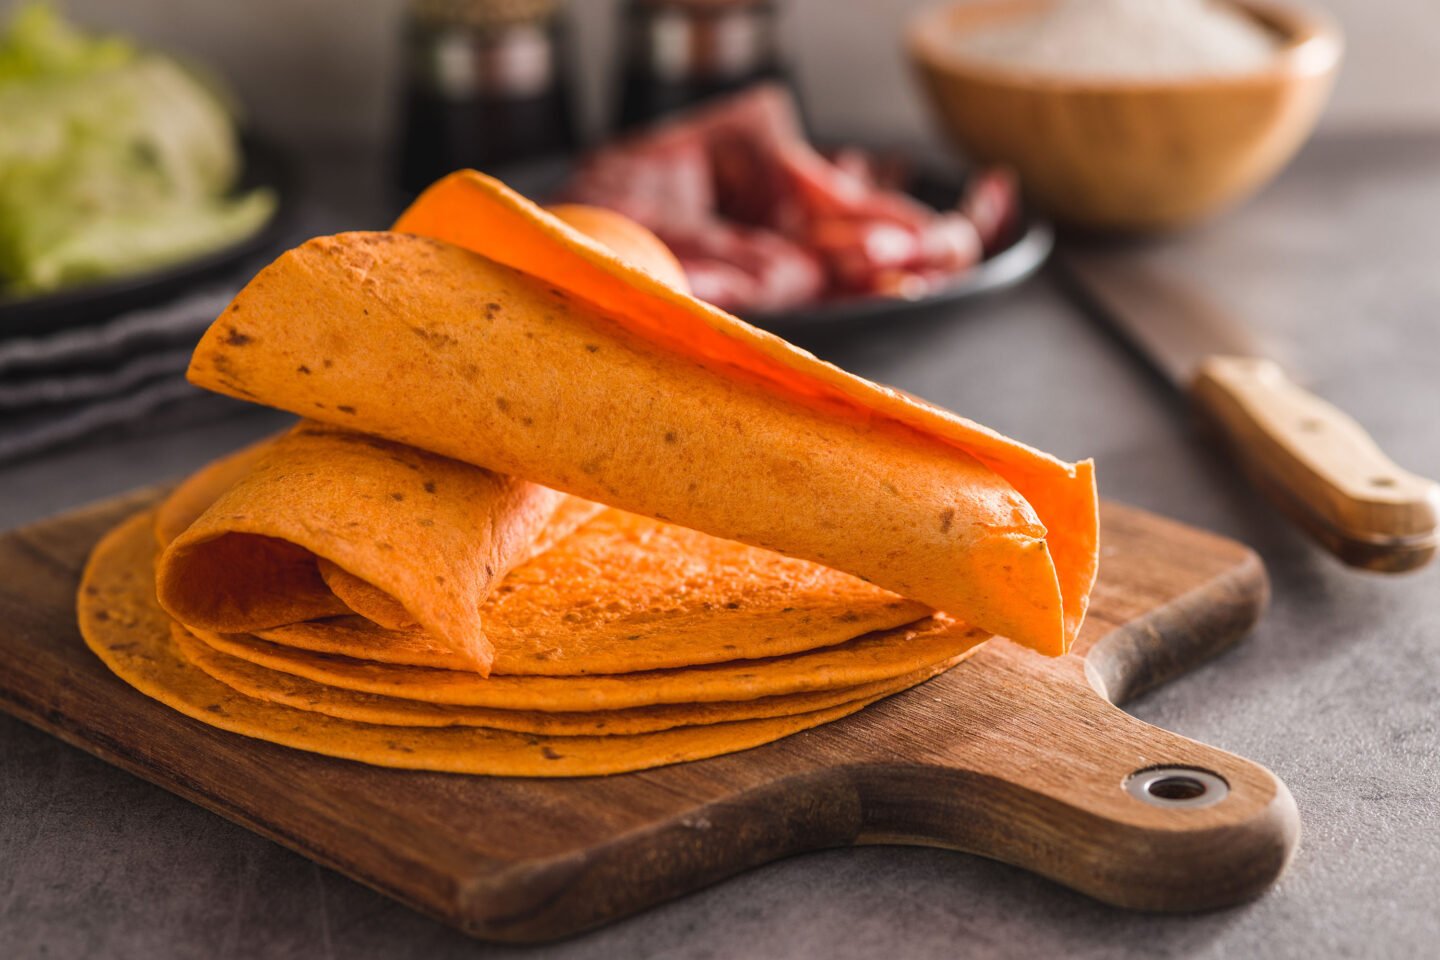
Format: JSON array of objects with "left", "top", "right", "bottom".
[{"left": 1190, "top": 355, "right": 1440, "bottom": 573}]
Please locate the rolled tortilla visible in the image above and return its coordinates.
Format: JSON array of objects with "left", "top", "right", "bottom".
[
  {"left": 155, "top": 438, "right": 930, "bottom": 676},
  {"left": 159, "top": 203, "right": 687, "bottom": 674},
  {"left": 190, "top": 172, "right": 1098, "bottom": 655},
  {"left": 155, "top": 421, "right": 602, "bottom": 672},
  {"left": 312, "top": 493, "right": 607, "bottom": 631}
]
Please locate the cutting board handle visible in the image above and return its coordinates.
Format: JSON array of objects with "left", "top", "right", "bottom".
[{"left": 849, "top": 653, "right": 1298, "bottom": 912}]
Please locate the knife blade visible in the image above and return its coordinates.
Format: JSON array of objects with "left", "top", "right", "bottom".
[{"left": 1059, "top": 247, "right": 1439, "bottom": 573}]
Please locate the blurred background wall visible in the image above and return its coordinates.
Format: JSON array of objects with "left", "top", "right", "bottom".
[{"left": 49, "top": 0, "right": 1440, "bottom": 151}]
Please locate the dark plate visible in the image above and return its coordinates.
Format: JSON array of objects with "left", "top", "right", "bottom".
[
  {"left": 745, "top": 165, "right": 1052, "bottom": 332},
  {"left": 495, "top": 151, "right": 1053, "bottom": 334},
  {"left": 748, "top": 221, "right": 1053, "bottom": 332},
  {"left": 0, "top": 137, "right": 292, "bottom": 341}
]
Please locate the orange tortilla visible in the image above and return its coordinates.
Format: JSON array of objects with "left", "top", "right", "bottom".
[
  {"left": 155, "top": 442, "right": 932, "bottom": 675},
  {"left": 174, "top": 621, "right": 967, "bottom": 736},
  {"left": 158, "top": 202, "right": 687, "bottom": 675},
  {"left": 156, "top": 442, "right": 599, "bottom": 637},
  {"left": 191, "top": 173, "right": 1097, "bottom": 656},
  {"left": 257, "top": 499, "right": 933, "bottom": 674},
  {"left": 156, "top": 421, "right": 604, "bottom": 672},
  {"left": 193, "top": 612, "right": 986, "bottom": 713},
  {"left": 309, "top": 492, "right": 616, "bottom": 632},
  {"left": 81, "top": 511, "right": 901, "bottom": 776}
]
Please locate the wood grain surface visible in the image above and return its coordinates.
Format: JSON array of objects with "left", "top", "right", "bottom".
[
  {"left": 1192, "top": 355, "right": 1439, "bottom": 572},
  {"left": 0, "top": 488, "right": 1290, "bottom": 942}
]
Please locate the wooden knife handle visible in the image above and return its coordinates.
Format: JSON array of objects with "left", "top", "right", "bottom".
[{"left": 1191, "top": 355, "right": 1439, "bottom": 572}]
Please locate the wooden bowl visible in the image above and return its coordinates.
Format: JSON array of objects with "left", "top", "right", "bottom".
[{"left": 907, "top": 0, "right": 1343, "bottom": 231}]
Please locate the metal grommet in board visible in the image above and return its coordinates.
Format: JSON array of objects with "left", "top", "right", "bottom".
[{"left": 1124, "top": 766, "right": 1230, "bottom": 809}]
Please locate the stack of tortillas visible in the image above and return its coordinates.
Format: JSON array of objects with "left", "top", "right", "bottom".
[{"left": 78, "top": 173, "right": 1100, "bottom": 777}]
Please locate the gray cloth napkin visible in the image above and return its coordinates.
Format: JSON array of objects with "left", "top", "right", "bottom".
[{"left": 0, "top": 287, "right": 236, "bottom": 463}]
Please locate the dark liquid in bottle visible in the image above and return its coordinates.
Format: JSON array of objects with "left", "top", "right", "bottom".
[
  {"left": 616, "top": 0, "right": 791, "bottom": 131},
  {"left": 400, "top": 87, "right": 575, "bottom": 194},
  {"left": 396, "top": 14, "right": 575, "bottom": 195}
]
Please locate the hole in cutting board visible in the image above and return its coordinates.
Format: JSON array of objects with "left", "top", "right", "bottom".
[
  {"left": 1149, "top": 776, "right": 1205, "bottom": 800},
  {"left": 1124, "top": 767, "right": 1229, "bottom": 809}
]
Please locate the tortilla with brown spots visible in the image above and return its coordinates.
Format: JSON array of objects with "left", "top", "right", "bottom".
[
  {"left": 155, "top": 439, "right": 933, "bottom": 675},
  {"left": 155, "top": 421, "right": 603, "bottom": 674},
  {"left": 154, "top": 203, "right": 688, "bottom": 675},
  {"left": 190, "top": 173, "right": 1097, "bottom": 657},
  {"left": 80, "top": 511, "right": 937, "bottom": 776},
  {"left": 174, "top": 621, "right": 969, "bottom": 735},
  {"left": 193, "top": 612, "right": 986, "bottom": 713}
]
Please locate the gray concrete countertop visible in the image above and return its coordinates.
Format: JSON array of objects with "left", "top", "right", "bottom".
[{"left": 2, "top": 135, "right": 1437, "bottom": 959}]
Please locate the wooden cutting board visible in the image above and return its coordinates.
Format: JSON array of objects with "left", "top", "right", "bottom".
[{"left": 0, "top": 488, "right": 1294, "bottom": 942}]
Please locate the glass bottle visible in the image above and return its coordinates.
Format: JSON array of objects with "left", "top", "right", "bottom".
[
  {"left": 615, "top": 0, "right": 790, "bottom": 130},
  {"left": 397, "top": 0, "right": 576, "bottom": 194}
]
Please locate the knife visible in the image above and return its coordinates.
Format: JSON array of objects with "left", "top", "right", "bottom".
[{"left": 1059, "top": 249, "right": 1440, "bottom": 573}]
